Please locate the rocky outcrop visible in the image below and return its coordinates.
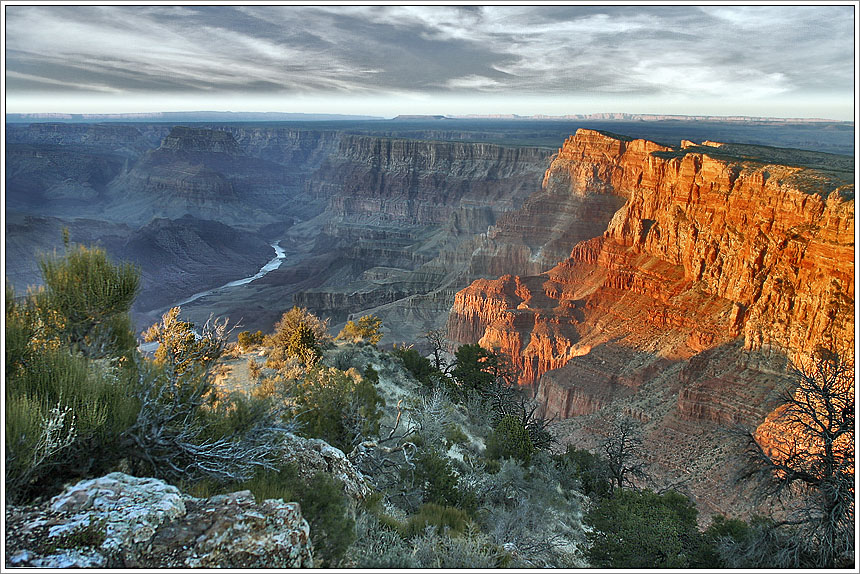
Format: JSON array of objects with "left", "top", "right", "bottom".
[
  {"left": 282, "top": 433, "right": 371, "bottom": 501},
  {"left": 104, "top": 127, "right": 324, "bottom": 225},
  {"left": 4, "top": 473, "right": 313, "bottom": 569},
  {"left": 446, "top": 130, "right": 853, "bottom": 514},
  {"left": 449, "top": 129, "right": 854, "bottom": 391},
  {"left": 159, "top": 126, "right": 241, "bottom": 154}
]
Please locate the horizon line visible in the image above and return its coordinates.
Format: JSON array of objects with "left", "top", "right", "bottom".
[{"left": 6, "top": 110, "right": 853, "bottom": 123}]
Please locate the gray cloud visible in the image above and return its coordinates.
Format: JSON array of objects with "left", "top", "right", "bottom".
[{"left": 4, "top": 5, "right": 854, "bottom": 109}]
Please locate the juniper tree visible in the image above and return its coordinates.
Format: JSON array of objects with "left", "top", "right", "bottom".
[{"left": 736, "top": 350, "right": 854, "bottom": 568}]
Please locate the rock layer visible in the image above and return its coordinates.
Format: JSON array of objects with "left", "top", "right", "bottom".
[
  {"left": 447, "top": 129, "right": 854, "bottom": 514},
  {"left": 449, "top": 129, "right": 854, "bottom": 391}
]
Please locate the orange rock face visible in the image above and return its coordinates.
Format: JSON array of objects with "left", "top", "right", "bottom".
[{"left": 446, "top": 129, "right": 854, "bottom": 515}]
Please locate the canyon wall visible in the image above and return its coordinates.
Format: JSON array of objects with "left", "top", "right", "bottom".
[
  {"left": 449, "top": 129, "right": 853, "bottom": 391},
  {"left": 291, "top": 137, "right": 554, "bottom": 338},
  {"left": 447, "top": 129, "right": 854, "bottom": 515},
  {"left": 307, "top": 135, "right": 552, "bottom": 224}
]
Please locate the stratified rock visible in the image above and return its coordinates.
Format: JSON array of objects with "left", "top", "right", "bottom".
[
  {"left": 446, "top": 129, "right": 854, "bottom": 518},
  {"left": 307, "top": 135, "right": 552, "bottom": 225},
  {"left": 449, "top": 129, "right": 854, "bottom": 394}
]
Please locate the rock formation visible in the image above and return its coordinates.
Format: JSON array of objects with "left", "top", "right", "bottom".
[
  {"left": 4, "top": 473, "right": 313, "bottom": 569},
  {"left": 447, "top": 129, "right": 854, "bottom": 515}
]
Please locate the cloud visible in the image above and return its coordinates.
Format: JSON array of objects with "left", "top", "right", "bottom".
[{"left": 3, "top": 4, "right": 854, "bottom": 117}]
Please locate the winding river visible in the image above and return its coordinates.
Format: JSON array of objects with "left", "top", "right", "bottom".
[{"left": 175, "top": 241, "right": 286, "bottom": 307}]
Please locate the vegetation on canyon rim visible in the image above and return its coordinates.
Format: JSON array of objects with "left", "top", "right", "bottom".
[{"left": 5, "top": 241, "right": 854, "bottom": 568}]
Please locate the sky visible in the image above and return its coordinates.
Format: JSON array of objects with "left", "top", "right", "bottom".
[{"left": 3, "top": 3, "right": 856, "bottom": 120}]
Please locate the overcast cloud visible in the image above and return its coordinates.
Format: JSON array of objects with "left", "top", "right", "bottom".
[{"left": 4, "top": 4, "right": 855, "bottom": 119}]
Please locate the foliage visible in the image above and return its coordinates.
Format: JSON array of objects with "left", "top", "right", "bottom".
[
  {"left": 5, "top": 252, "right": 141, "bottom": 503},
  {"left": 125, "top": 309, "right": 292, "bottom": 484},
  {"left": 692, "top": 514, "right": 756, "bottom": 567},
  {"left": 393, "top": 345, "right": 438, "bottom": 388},
  {"left": 292, "top": 365, "right": 384, "bottom": 452},
  {"left": 237, "top": 330, "right": 265, "bottom": 350},
  {"left": 585, "top": 488, "right": 702, "bottom": 568},
  {"left": 423, "top": 328, "right": 450, "bottom": 372},
  {"left": 485, "top": 414, "right": 534, "bottom": 465},
  {"left": 412, "top": 449, "right": 476, "bottom": 513},
  {"left": 34, "top": 244, "right": 139, "bottom": 359},
  {"left": 267, "top": 306, "right": 331, "bottom": 347},
  {"left": 553, "top": 446, "right": 612, "bottom": 500},
  {"left": 740, "top": 350, "right": 855, "bottom": 568},
  {"left": 247, "top": 358, "right": 262, "bottom": 380},
  {"left": 43, "top": 516, "right": 108, "bottom": 553},
  {"left": 235, "top": 462, "right": 355, "bottom": 567},
  {"left": 285, "top": 323, "right": 322, "bottom": 364},
  {"left": 263, "top": 307, "right": 329, "bottom": 368},
  {"left": 476, "top": 453, "right": 587, "bottom": 568},
  {"left": 348, "top": 512, "right": 419, "bottom": 568},
  {"left": 600, "top": 415, "right": 648, "bottom": 491},
  {"left": 709, "top": 514, "right": 821, "bottom": 568},
  {"left": 143, "top": 307, "right": 225, "bottom": 375},
  {"left": 450, "top": 343, "right": 497, "bottom": 394},
  {"left": 336, "top": 314, "right": 383, "bottom": 345},
  {"left": 444, "top": 424, "right": 469, "bottom": 447},
  {"left": 292, "top": 470, "right": 356, "bottom": 567},
  {"left": 402, "top": 503, "right": 472, "bottom": 538},
  {"left": 411, "top": 524, "right": 508, "bottom": 568}
]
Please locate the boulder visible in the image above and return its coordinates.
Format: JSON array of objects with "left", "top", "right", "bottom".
[{"left": 4, "top": 473, "right": 313, "bottom": 569}]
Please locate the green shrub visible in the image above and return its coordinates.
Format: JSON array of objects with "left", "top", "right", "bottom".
[
  {"left": 292, "top": 366, "right": 384, "bottom": 452},
  {"left": 284, "top": 323, "right": 321, "bottom": 364},
  {"left": 553, "top": 446, "right": 612, "bottom": 499},
  {"left": 35, "top": 245, "right": 139, "bottom": 359},
  {"left": 412, "top": 449, "right": 475, "bottom": 513},
  {"left": 585, "top": 488, "right": 703, "bottom": 568},
  {"left": 444, "top": 424, "right": 469, "bottom": 447},
  {"left": 44, "top": 516, "right": 108, "bottom": 553},
  {"left": 143, "top": 307, "right": 224, "bottom": 375},
  {"left": 237, "top": 330, "right": 265, "bottom": 350},
  {"left": 485, "top": 415, "right": 534, "bottom": 465},
  {"left": 242, "top": 463, "right": 355, "bottom": 567},
  {"left": 451, "top": 343, "right": 497, "bottom": 394},
  {"left": 247, "top": 358, "right": 262, "bottom": 380},
  {"left": 393, "top": 346, "right": 438, "bottom": 387},
  {"left": 692, "top": 514, "right": 754, "bottom": 567},
  {"left": 266, "top": 307, "right": 331, "bottom": 347},
  {"left": 5, "top": 250, "right": 141, "bottom": 503}
]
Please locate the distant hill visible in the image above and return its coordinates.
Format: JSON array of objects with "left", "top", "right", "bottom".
[
  {"left": 6, "top": 111, "right": 385, "bottom": 123},
  {"left": 391, "top": 115, "right": 451, "bottom": 120},
  {"left": 453, "top": 112, "right": 852, "bottom": 124}
]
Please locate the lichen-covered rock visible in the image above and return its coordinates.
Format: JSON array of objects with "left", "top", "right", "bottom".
[
  {"left": 48, "top": 472, "right": 186, "bottom": 552},
  {"left": 172, "top": 491, "right": 313, "bottom": 569},
  {"left": 282, "top": 433, "right": 371, "bottom": 501},
  {"left": 5, "top": 473, "right": 314, "bottom": 569}
]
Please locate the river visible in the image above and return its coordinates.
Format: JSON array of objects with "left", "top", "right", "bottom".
[{"left": 174, "top": 241, "right": 286, "bottom": 307}]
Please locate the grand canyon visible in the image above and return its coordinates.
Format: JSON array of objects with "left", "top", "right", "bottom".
[{"left": 7, "top": 118, "right": 853, "bottom": 524}]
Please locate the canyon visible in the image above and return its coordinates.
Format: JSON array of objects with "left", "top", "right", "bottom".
[
  {"left": 446, "top": 129, "right": 854, "bottom": 517},
  {"left": 5, "top": 118, "right": 854, "bottom": 520}
]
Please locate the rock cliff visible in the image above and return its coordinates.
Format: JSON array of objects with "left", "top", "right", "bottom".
[
  {"left": 446, "top": 129, "right": 854, "bottom": 515},
  {"left": 290, "top": 136, "right": 553, "bottom": 335},
  {"left": 307, "top": 135, "right": 552, "bottom": 224}
]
